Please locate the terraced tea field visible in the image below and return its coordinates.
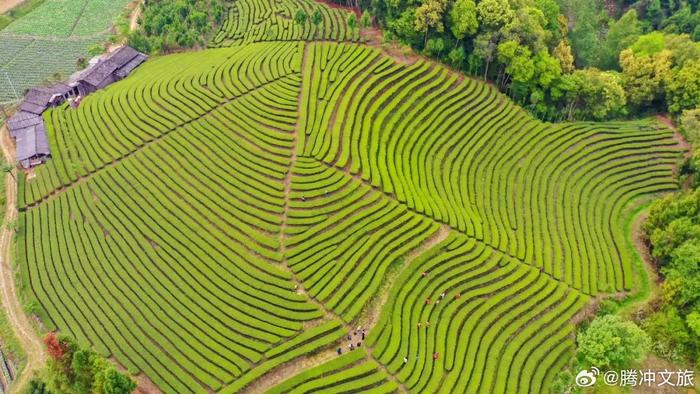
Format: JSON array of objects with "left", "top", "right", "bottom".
[
  {"left": 211, "top": 0, "right": 359, "bottom": 47},
  {"left": 16, "top": 38, "right": 681, "bottom": 393}
]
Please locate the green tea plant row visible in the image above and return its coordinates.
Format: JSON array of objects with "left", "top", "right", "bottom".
[
  {"left": 0, "top": 35, "right": 96, "bottom": 103},
  {"left": 19, "top": 129, "right": 320, "bottom": 391},
  {"left": 211, "top": 0, "right": 358, "bottom": 48},
  {"left": 220, "top": 319, "right": 347, "bottom": 393},
  {"left": 22, "top": 42, "right": 304, "bottom": 206},
  {"left": 18, "top": 47, "right": 327, "bottom": 392},
  {"left": 298, "top": 42, "right": 682, "bottom": 295},
  {"left": 268, "top": 348, "right": 398, "bottom": 393},
  {"left": 2, "top": 0, "right": 130, "bottom": 37},
  {"left": 365, "top": 233, "right": 588, "bottom": 393},
  {"left": 285, "top": 157, "right": 440, "bottom": 322}
]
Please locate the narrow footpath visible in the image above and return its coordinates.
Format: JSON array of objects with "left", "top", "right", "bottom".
[{"left": 0, "top": 125, "right": 46, "bottom": 394}]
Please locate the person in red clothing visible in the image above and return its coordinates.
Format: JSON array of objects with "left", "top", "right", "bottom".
[
  {"left": 425, "top": 298, "right": 431, "bottom": 305},
  {"left": 433, "top": 352, "right": 439, "bottom": 360}
]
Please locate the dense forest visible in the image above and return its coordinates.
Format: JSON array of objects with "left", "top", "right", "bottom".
[
  {"left": 341, "top": 0, "right": 700, "bottom": 122},
  {"left": 127, "top": 0, "right": 227, "bottom": 53},
  {"left": 639, "top": 104, "right": 700, "bottom": 370}
]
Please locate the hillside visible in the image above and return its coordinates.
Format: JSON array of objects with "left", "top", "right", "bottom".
[{"left": 11, "top": 30, "right": 684, "bottom": 393}]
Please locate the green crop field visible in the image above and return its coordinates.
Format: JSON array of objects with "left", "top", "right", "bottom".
[
  {"left": 211, "top": 0, "right": 359, "bottom": 47},
  {"left": 0, "top": 0, "right": 131, "bottom": 103},
  {"left": 14, "top": 7, "right": 682, "bottom": 393}
]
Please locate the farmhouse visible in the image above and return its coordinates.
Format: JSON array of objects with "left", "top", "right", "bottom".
[
  {"left": 18, "top": 84, "right": 74, "bottom": 115},
  {"left": 5, "top": 82, "right": 72, "bottom": 168},
  {"left": 72, "top": 46, "right": 148, "bottom": 96},
  {"left": 6, "top": 46, "right": 147, "bottom": 169}
]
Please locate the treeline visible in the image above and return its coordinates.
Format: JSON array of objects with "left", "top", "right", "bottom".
[
  {"left": 127, "top": 0, "right": 227, "bottom": 54},
  {"left": 342, "top": 0, "right": 700, "bottom": 121},
  {"left": 568, "top": 0, "right": 700, "bottom": 69},
  {"left": 26, "top": 333, "right": 135, "bottom": 394},
  {"left": 641, "top": 110, "right": 700, "bottom": 367}
]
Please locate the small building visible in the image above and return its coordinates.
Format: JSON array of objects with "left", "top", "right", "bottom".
[
  {"left": 17, "top": 83, "right": 75, "bottom": 115},
  {"left": 5, "top": 46, "right": 146, "bottom": 169},
  {"left": 14, "top": 122, "right": 50, "bottom": 169},
  {"left": 6, "top": 111, "right": 43, "bottom": 139},
  {"left": 73, "top": 46, "right": 148, "bottom": 96}
]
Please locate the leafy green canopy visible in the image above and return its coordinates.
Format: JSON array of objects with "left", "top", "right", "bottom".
[
  {"left": 33, "top": 333, "right": 136, "bottom": 394},
  {"left": 577, "top": 315, "right": 650, "bottom": 369},
  {"left": 128, "top": 0, "right": 227, "bottom": 54},
  {"left": 644, "top": 187, "right": 700, "bottom": 363}
]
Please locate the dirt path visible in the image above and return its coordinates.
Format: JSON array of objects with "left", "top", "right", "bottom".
[
  {"left": 0, "top": 0, "right": 24, "bottom": 15},
  {"left": 240, "top": 44, "right": 429, "bottom": 393},
  {"left": 129, "top": 0, "right": 142, "bottom": 31},
  {"left": 0, "top": 125, "right": 46, "bottom": 394}
]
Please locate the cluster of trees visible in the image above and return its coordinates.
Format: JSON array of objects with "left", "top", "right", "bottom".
[
  {"left": 346, "top": 0, "right": 700, "bottom": 121},
  {"left": 127, "top": 0, "right": 227, "bottom": 54},
  {"left": 26, "top": 333, "right": 135, "bottom": 394},
  {"left": 551, "top": 314, "right": 650, "bottom": 392},
  {"left": 643, "top": 158, "right": 700, "bottom": 365}
]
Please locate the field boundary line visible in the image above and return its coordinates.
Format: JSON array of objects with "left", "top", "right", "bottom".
[
  {"left": 68, "top": 0, "right": 91, "bottom": 37},
  {"left": 0, "top": 125, "right": 46, "bottom": 394},
  {"left": 250, "top": 43, "right": 411, "bottom": 392}
]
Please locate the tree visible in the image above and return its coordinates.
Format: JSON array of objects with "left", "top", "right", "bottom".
[
  {"left": 414, "top": 0, "right": 448, "bottom": 44},
  {"left": 474, "top": 32, "right": 498, "bottom": 80},
  {"left": 1, "top": 164, "right": 14, "bottom": 181},
  {"left": 664, "top": 34, "right": 700, "bottom": 68},
  {"left": 666, "top": 59, "right": 700, "bottom": 114},
  {"left": 311, "top": 9, "right": 322, "bottom": 30},
  {"left": 347, "top": 13, "right": 357, "bottom": 32},
  {"left": 87, "top": 44, "right": 104, "bottom": 57},
  {"left": 600, "top": 9, "right": 642, "bottom": 69},
  {"left": 532, "top": 51, "right": 562, "bottom": 89},
  {"left": 646, "top": 0, "right": 663, "bottom": 28},
  {"left": 294, "top": 9, "right": 308, "bottom": 25},
  {"left": 360, "top": 10, "right": 372, "bottom": 28},
  {"left": 448, "top": 0, "right": 478, "bottom": 42},
  {"left": 99, "top": 367, "right": 136, "bottom": 394},
  {"left": 662, "top": 239, "right": 700, "bottom": 307},
  {"left": 387, "top": 9, "right": 421, "bottom": 45},
  {"left": 497, "top": 40, "right": 534, "bottom": 84},
  {"left": 501, "top": 7, "right": 549, "bottom": 53},
  {"left": 425, "top": 37, "right": 446, "bottom": 57},
  {"left": 552, "top": 39, "right": 574, "bottom": 73},
  {"left": 535, "top": 0, "right": 561, "bottom": 37},
  {"left": 577, "top": 315, "right": 651, "bottom": 369},
  {"left": 567, "top": 68, "right": 628, "bottom": 120},
  {"left": 448, "top": 46, "right": 466, "bottom": 68},
  {"left": 476, "top": 0, "right": 513, "bottom": 29},
  {"left": 619, "top": 48, "right": 671, "bottom": 109},
  {"left": 568, "top": 0, "right": 603, "bottom": 67},
  {"left": 72, "top": 349, "right": 95, "bottom": 393},
  {"left": 27, "top": 378, "right": 49, "bottom": 394},
  {"left": 44, "top": 332, "right": 71, "bottom": 363},
  {"left": 680, "top": 107, "right": 700, "bottom": 145}
]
